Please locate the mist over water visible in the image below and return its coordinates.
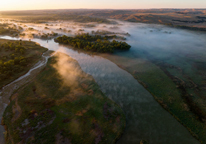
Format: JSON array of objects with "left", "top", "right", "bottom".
[
  {"left": 123, "top": 22, "right": 206, "bottom": 61},
  {"left": 1, "top": 20, "right": 205, "bottom": 143}
]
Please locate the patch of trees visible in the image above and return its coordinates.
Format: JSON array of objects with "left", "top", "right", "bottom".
[
  {"left": 55, "top": 33, "right": 131, "bottom": 53},
  {"left": 18, "top": 26, "right": 23, "bottom": 30},
  {"left": 0, "top": 42, "right": 25, "bottom": 54},
  {"left": 91, "top": 30, "right": 130, "bottom": 36},
  {"left": 0, "top": 56, "right": 26, "bottom": 80},
  {"left": 172, "top": 19, "right": 206, "bottom": 24},
  {"left": 0, "top": 42, "right": 27, "bottom": 80},
  {"left": 27, "top": 27, "right": 35, "bottom": 31},
  {"left": 91, "top": 30, "right": 127, "bottom": 40},
  {"left": 164, "top": 23, "right": 206, "bottom": 32},
  {"left": 83, "top": 24, "right": 96, "bottom": 28},
  {"left": 78, "top": 29, "right": 84, "bottom": 32},
  {"left": 37, "top": 32, "right": 58, "bottom": 39},
  {"left": 0, "top": 24, "right": 20, "bottom": 36},
  {"left": 0, "top": 28, "right": 10, "bottom": 35}
]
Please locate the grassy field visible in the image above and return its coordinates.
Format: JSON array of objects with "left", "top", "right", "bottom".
[
  {"left": 2, "top": 53, "right": 125, "bottom": 144},
  {"left": 100, "top": 50, "right": 206, "bottom": 143},
  {"left": 0, "top": 39, "right": 48, "bottom": 89}
]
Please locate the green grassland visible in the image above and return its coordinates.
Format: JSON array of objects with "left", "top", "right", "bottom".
[
  {"left": 0, "top": 39, "right": 48, "bottom": 89},
  {"left": 100, "top": 50, "right": 206, "bottom": 143},
  {"left": 2, "top": 53, "right": 125, "bottom": 144}
]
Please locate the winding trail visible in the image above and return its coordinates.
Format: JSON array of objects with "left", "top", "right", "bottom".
[{"left": 0, "top": 51, "right": 51, "bottom": 144}]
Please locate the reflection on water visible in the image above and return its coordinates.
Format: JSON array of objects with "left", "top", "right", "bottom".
[{"left": 0, "top": 21, "right": 204, "bottom": 144}]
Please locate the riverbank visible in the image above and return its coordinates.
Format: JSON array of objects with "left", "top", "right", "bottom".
[
  {"left": 2, "top": 52, "right": 126, "bottom": 144},
  {"left": 0, "top": 49, "right": 51, "bottom": 144}
]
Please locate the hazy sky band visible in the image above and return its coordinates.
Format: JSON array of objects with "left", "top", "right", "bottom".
[{"left": 0, "top": 0, "right": 206, "bottom": 11}]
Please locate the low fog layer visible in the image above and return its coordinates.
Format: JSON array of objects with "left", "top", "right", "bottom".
[{"left": 0, "top": 18, "right": 205, "bottom": 144}]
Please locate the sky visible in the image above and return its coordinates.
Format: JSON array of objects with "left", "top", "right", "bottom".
[{"left": 0, "top": 0, "right": 206, "bottom": 11}]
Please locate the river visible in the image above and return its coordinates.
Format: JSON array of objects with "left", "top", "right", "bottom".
[{"left": 0, "top": 21, "right": 203, "bottom": 144}]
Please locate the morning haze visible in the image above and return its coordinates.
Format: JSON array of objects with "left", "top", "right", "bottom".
[{"left": 0, "top": 1, "right": 206, "bottom": 144}]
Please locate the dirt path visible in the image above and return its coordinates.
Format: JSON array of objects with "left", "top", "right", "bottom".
[{"left": 0, "top": 51, "right": 51, "bottom": 144}]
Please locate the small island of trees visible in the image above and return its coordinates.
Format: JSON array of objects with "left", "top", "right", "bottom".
[{"left": 55, "top": 33, "right": 131, "bottom": 53}]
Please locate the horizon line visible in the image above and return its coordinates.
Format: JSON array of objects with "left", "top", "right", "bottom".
[{"left": 0, "top": 8, "right": 206, "bottom": 12}]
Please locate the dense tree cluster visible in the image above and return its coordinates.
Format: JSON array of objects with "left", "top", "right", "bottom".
[
  {"left": 0, "top": 42, "right": 27, "bottom": 80},
  {"left": 27, "top": 27, "right": 34, "bottom": 31},
  {"left": 0, "top": 42, "right": 25, "bottom": 53},
  {"left": 39, "top": 32, "right": 58, "bottom": 39},
  {"left": 0, "top": 24, "right": 20, "bottom": 36},
  {"left": 92, "top": 30, "right": 131, "bottom": 36},
  {"left": 55, "top": 33, "right": 131, "bottom": 53},
  {"left": 0, "top": 28, "right": 10, "bottom": 35},
  {"left": 91, "top": 30, "right": 127, "bottom": 40}
]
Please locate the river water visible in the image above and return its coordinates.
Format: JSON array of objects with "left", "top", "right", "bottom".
[{"left": 0, "top": 21, "right": 203, "bottom": 144}]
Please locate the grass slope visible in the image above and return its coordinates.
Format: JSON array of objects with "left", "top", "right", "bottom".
[{"left": 2, "top": 53, "right": 125, "bottom": 144}]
